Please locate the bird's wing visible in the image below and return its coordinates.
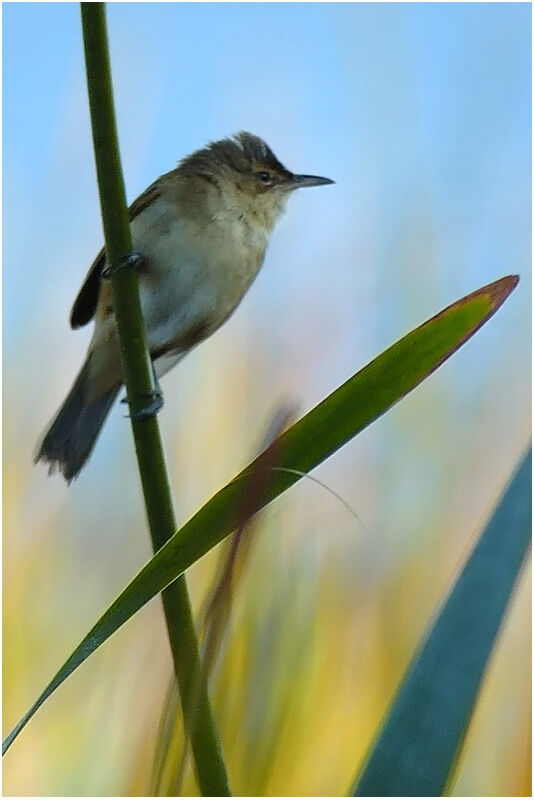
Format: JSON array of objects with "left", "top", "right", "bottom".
[{"left": 69, "top": 178, "right": 163, "bottom": 329}]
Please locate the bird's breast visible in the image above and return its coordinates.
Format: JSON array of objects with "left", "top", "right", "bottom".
[{"left": 132, "top": 200, "right": 267, "bottom": 356}]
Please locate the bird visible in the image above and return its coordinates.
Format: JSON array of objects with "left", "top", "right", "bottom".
[{"left": 35, "top": 131, "right": 334, "bottom": 483}]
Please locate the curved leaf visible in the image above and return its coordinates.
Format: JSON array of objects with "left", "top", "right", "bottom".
[
  {"left": 352, "top": 447, "right": 531, "bottom": 797},
  {"left": 3, "top": 275, "right": 519, "bottom": 755}
]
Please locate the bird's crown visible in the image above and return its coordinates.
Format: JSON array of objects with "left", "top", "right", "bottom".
[{"left": 178, "top": 131, "right": 292, "bottom": 183}]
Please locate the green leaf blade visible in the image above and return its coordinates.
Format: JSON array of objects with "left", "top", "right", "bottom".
[
  {"left": 276, "top": 281, "right": 516, "bottom": 476},
  {"left": 3, "top": 275, "right": 519, "bottom": 756},
  {"left": 352, "top": 448, "right": 531, "bottom": 797}
]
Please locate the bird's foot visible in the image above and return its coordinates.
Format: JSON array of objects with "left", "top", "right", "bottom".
[
  {"left": 121, "top": 388, "right": 164, "bottom": 420},
  {"left": 102, "top": 250, "right": 145, "bottom": 279}
]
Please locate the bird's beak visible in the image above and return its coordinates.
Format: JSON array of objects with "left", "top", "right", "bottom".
[{"left": 289, "top": 174, "right": 335, "bottom": 189}]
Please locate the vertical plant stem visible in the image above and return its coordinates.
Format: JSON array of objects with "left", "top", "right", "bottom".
[{"left": 80, "top": 4, "right": 230, "bottom": 794}]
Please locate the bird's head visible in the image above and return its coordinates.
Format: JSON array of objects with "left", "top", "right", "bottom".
[{"left": 179, "top": 131, "right": 333, "bottom": 232}]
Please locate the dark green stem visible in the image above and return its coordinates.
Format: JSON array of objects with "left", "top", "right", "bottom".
[{"left": 80, "top": 4, "right": 230, "bottom": 794}]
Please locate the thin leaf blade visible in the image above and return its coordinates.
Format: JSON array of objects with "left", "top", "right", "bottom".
[
  {"left": 352, "top": 448, "right": 531, "bottom": 797},
  {"left": 3, "top": 275, "right": 519, "bottom": 755}
]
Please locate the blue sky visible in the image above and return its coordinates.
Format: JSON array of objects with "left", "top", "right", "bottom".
[
  {"left": 3, "top": 1, "right": 531, "bottom": 490},
  {"left": 4, "top": 4, "right": 531, "bottom": 332}
]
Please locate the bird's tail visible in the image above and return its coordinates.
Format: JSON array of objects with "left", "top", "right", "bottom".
[{"left": 35, "top": 356, "right": 119, "bottom": 483}]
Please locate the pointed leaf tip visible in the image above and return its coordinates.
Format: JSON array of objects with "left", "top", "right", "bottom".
[
  {"left": 429, "top": 274, "right": 519, "bottom": 324},
  {"left": 473, "top": 274, "right": 519, "bottom": 308}
]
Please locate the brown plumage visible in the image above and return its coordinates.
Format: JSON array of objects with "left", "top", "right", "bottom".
[{"left": 36, "top": 132, "right": 333, "bottom": 482}]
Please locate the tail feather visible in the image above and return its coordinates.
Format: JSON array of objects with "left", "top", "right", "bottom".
[{"left": 35, "top": 359, "right": 119, "bottom": 483}]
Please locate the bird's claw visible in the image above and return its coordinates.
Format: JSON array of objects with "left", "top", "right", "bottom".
[
  {"left": 121, "top": 389, "right": 164, "bottom": 420},
  {"left": 102, "top": 250, "right": 145, "bottom": 279}
]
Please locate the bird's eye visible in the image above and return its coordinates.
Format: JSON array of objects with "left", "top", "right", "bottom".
[{"left": 255, "top": 170, "right": 272, "bottom": 183}]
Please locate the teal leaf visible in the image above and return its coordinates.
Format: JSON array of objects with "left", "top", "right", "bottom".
[{"left": 352, "top": 448, "right": 531, "bottom": 797}]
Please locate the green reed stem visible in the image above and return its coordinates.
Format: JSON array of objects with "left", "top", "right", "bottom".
[{"left": 80, "top": 4, "right": 230, "bottom": 794}]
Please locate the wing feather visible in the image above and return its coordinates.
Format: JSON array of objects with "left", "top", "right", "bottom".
[{"left": 69, "top": 179, "right": 163, "bottom": 329}]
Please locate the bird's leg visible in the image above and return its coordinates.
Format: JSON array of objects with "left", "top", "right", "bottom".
[
  {"left": 101, "top": 250, "right": 145, "bottom": 279},
  {"left": 121, "top": 361, "right": 164, "bottom": 420},
  {"left": 105, "top": 250, "right": 161, "bottom": 419}
]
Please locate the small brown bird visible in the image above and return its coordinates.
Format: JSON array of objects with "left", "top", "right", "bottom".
[{"left": 35, "top": 132, "right": 333, "bottom": 482}]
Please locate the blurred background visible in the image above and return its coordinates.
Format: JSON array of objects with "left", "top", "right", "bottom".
[{"left": 3, "top": 2, "right": 531, "bottom": 796}]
